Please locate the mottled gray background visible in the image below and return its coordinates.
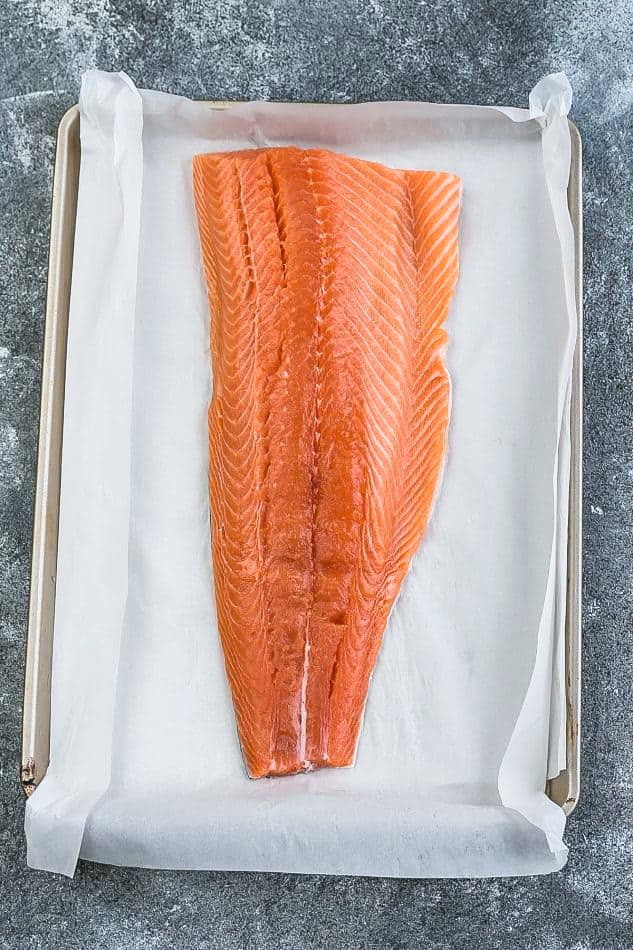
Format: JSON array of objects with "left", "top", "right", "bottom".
[{"left": 1, "top": 1, "right": 631, "bottom": 948}]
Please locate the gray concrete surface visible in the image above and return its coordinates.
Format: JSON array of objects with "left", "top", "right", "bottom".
[{"left": 1, "top": 1, "right": 632, "bottom": 948}]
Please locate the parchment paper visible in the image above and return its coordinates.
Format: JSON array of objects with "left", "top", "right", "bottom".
[{"left": 26, "top": 71, "right": 576, "bottom": 877}]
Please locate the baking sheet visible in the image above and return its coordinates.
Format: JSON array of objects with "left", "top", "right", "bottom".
[{"left": 25, "top": 71, "right": 577, "bottom": 877}]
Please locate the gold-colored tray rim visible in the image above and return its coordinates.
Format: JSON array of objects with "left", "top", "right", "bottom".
[{"left": 21, "top": 103, "right": 583, "bottom": 817}]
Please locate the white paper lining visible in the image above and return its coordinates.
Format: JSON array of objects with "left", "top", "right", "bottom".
[{"left": 26, "top": 72, "right": 576, "bottom": 877}]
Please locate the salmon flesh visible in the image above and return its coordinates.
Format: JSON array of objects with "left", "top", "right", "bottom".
[{"left": 193, "top": 147, "right": 461, "bottom": 778}]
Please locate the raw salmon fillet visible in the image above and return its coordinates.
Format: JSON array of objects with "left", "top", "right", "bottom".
[{"left": 193, "top": 147, "right": 461, "bottom": 778}]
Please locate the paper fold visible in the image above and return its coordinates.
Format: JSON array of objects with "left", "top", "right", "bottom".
[
  {"left": 496, "top": 72, "right": 576, "bottom": 855},
  {"left": 26, "top": 72, "right": 143, "bottom": 876}
]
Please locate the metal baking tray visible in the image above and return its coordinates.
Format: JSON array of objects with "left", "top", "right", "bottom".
[{"left": 21, "top": 104, "right": 583, "bottom": 815}]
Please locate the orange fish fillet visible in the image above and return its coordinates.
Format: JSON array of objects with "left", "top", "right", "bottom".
[{"left": 193, "top": 147, "right": 460, "bottom": 778}]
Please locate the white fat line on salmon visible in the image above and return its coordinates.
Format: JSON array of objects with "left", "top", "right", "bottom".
[
  {"left": 299, "top": 154, "right": 328, "bottom": 769},
  {"left": 298, "top": 640, "right": 311, "bottom": 769}
]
